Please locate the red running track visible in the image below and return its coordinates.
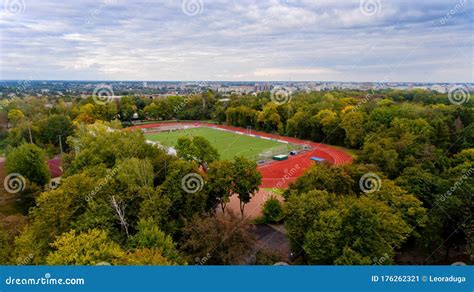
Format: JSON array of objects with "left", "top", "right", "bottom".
[{"left": 129, "top": 122, "right": 353, "bottom": 188}]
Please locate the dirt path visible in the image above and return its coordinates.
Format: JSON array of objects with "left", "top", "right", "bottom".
[{"left": 226, "top": 189, "right": 284, "bottom": 219}]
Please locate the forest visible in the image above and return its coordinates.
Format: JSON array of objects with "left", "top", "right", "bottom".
[{"left": 0, "top": 88, "right": 472, "bottom": 265}]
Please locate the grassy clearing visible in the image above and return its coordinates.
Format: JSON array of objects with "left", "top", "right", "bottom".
[{"left": 260, "top": 188, "right": 285, "bottom": 196}]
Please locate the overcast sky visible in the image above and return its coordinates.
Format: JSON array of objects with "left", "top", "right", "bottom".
[{"left": 0, "top": 0, "right": 473, "bottom": 82}]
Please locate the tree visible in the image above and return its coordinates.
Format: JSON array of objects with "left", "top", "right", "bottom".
[
  {"left": 212, "top": 103, "right": 227, "bottom": 123},
  {"left": 423, "top": 149, "right": 474, "bottom": 263},
  {"left": 333, "top": 246, "right": 372, "bottom": 265},
  {"left": 286, "top": 111, "right": 311, "bottom": 139},
  {"left": 257, "top": 103, "right": 282, "bottom": 133},
  {"left": 157, "top": 160, "right": 207, "bottom": 235},
  {"left": 119, "top": 248, "right": 173, "bottom": 265},
  {"left": 314, "top": 109, "right": 344, "bottom": 144},
  {"left": 120, "top": 96, "right": 138, "bottom": 121},
  {"left": 139, "top": 189, "right": 172, "bottom": 235},
  {"left": 395, "top": 166, "right": 447, "bottom": 207},
  {"left": 94, "top": 102, "right": 118, "bottom": 121},
  {"left": 231, "top": 156, "right": 262, "bottom": 218},
  {"left": 261, "top": 196, "right": 285, "bottom": 223},
  {"left": 66, "top": 122, "right": 164, "bottom": 175},
  {"left": 110, "top": 195, "right": 130, "bottom": 238},
  {"left": 0, "top": 224, "right": 10, "bottom": 264},
  {"left": 226, "top": 106, "right": 258, "bottom": 128},
  {"left": 285, "top": 163, "right": 355, "bottom": 198},
  {"left": 285, "top": 190, "right": 338, "bottom": 253},
  {"left": 181, "top": 212, "right": 255, "bottom": 265},
  {"left": 4, "top": 126, "right": 28, "bottom": 147},
  {"left": 13, "top": 122, "right": 178, "bottom": 264},
  {"left": 13, "top": 173, "right": 96, "bottom": 264},
  {"left": 129, "top": 218, "right": 181, "bottom": 263},
  {"left": 303, "top": 196, "right": 412, "bottom": 265},
  {"left": 206, "top": 160, "right": 234, "bottom": 213},
  {"left": 116, "top": 158, "right": 154, "bottom": 189},
  {"left": 37, "top": 114, "right": 74, "bottom": 149},
  {"left": 366, "top": 180, "right": 427, "bottom": 234},
  {"left": 176, "top": 135, "right": 219, "bottom": 170},
  {"left": 46, "top": 229, "right": 124, "bottom": 265},
  {"left": 341, "top": 111, "right": 365, "bottom": 148},
  {"left": 6, "top": 143, "right": 50, "bottom": 186},
  {"left": 144, "top": 102, "right": 161, "bottom": 120},
  {"left": 7, "top": 109, "right": 25, "bottom": 126},
  {"left": 74, "top": 103, "right": 96, "bottom": 124},
  {"left": 360, "top": 138, "right": 399, "bottom": 177}
]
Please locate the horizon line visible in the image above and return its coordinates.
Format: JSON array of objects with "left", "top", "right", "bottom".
[{"left": 1, "top": 79, "right": 473, "bottom": 84}]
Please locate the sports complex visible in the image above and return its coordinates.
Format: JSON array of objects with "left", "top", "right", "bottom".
[{"left": 130, "top": 122, "right": 353, "bottom": 188}]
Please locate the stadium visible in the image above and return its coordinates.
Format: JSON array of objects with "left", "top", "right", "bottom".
[{"left": 130, "top": 122, "right": 354, "bottom": 188}]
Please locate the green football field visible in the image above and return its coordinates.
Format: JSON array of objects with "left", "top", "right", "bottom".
[{"left": 145, "top": 127, "right": 289, "bottom": 160}]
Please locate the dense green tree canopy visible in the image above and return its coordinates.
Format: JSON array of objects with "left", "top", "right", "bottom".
[
  {"left": 6, "top": 143, "right": 50, "bottom": 186},
  {"left": 181, "top": 212, "right": 255, "bottom": 265},
  {"left": 46, "top": 229, "right": 125, "bottom": 265}
]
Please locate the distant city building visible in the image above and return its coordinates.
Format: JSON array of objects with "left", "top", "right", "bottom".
[
  {"left": 254, "top": 83, "right": 271, "bottom": 92},
  {"left": 431, "top": 85, "right": 447, "bottom": 93},
  {"left": 217, "top": 85, "right": 255, "bottom": 94}
]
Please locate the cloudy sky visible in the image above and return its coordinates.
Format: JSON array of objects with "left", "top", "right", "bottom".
[{"left": 0, "top": 0, "right": 473, "bottom": 82}]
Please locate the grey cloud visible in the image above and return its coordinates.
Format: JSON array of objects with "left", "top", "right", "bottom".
[{"left": 0, "top": 0, "right": 472, "bottom": 82}]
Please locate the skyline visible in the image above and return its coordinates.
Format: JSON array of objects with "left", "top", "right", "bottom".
[
  {"left": 1, "top": 0, "right": 473, "bottom": 82},
  {"left": 1, "top": 79, "right": 473, "bottom": 84}
]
